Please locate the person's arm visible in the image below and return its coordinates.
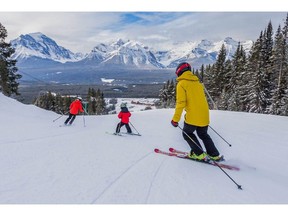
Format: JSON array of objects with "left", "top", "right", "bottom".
[
  {"left": 118, "top": 112, "right": 122, "bottom": 119},
  {"left": 172, "top": 83, "right": 186, "bottom": 123}
]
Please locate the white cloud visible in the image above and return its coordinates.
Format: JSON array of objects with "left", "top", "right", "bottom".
[{"left": 0, "top": 12, "right": 287, "bottom": 53}]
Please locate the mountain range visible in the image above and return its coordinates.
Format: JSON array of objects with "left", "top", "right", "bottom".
[{"left": 10, "top": 32, "right": 253, "bottom": 84}]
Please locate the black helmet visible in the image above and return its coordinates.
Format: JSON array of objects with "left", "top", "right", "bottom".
[{"left": 175, "top": 62, "right": 191, "bottom": 77}]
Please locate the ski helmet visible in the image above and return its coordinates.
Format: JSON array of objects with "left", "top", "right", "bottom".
[
  {"left": 175, "top": 62, "right": 191, "bottom": 77},
  {"left": 120, "top": 102, "right": 127, "bottom": 108},
  {"left": 77, "top": 96, "right": 82, "bottom": 101}
]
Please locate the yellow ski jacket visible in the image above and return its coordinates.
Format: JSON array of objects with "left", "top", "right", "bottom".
[{"left": 172, "top": 71, "right": 210, "bottom": 127}]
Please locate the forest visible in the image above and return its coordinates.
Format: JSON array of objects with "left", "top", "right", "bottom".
[{"left": 158, "top": 14, "right": 288, "bottom": 116}]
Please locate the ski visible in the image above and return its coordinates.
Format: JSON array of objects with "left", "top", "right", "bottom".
[
  {"left": 105, "top": 132, "right": 141, "bottom": 137},
  {"left": 105, "top": 132, "right": 125, "bottom": 136},
  {"left": 59, "top": 124, "right": 72, "bottom": 127},
  {"left": 123, "top": 132, "right": 142, "bottom": 136},
  {"left": 154, "top": 148, "right": 240, "bottom": 171},
  {"left": 169, "top": 147, "right": 225, "bottom": 162}
]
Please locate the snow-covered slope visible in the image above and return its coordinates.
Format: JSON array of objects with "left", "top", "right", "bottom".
[{"left": 1, "top": 93, "right": 288, "bottom": 205}]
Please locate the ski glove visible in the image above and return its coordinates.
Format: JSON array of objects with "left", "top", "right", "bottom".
[{"left": 171, "top": 120, "right": 178, "bottom": 127}]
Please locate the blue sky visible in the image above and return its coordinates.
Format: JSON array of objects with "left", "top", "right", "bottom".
[
  {"left": 0, "top": 2, "right": 287, "bottom": 53},
  {"left": 120, "top": 13, "right": 183, "bottom": 26}
]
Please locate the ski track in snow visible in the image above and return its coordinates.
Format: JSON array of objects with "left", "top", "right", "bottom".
[
  {"left": 144, "top": 157, "right": 166, "bottom": 204},
  {"left": 90, "top": 151, "right": 153, "bottom": 204},
  {"left": 0, "top": 132, "right": 82, "bottom": 146}
]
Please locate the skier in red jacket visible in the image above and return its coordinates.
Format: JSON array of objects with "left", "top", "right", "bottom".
[
  {"left": 64, "top": 97, "right": 84, "bottom": 125},
  {"left": 116, "top": 103, "right": 132, "bottom": 134}
]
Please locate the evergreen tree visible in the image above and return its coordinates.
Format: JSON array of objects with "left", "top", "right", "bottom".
[
  {"left": 277, "top": 14, "right": 288, "bottom": 116},
  {"left": 86, "top": 88, "right": 107, "bottom": 115},
  {"left": 209, "top": 44, "right": 227, "bottom": 106},
  {"left": 218, "top": 59, "right": 232, "bottom": 110},
  {"left": 87, "top": 88, "right": 97, "bottom": 114},
  {"left": 167, "top": 79, "right": 176, "bottom": 107},
  {"left": 247, "top": 31, "right": 271, "bottom": 113},
  {"left": 269, "top": 26, "right": 287, "bottom": 115},
  {"left": 158, "top": 80, "right": 170, "bottom": 108},
  {"left": 0, "top": 22, "right": 21, "bottom": 96},
  {"left": 158, "top": 79, "right": 176, "bottom": 108},
  {"left": 203, "top": 64, "right": 216, "bottom": 109},
  {"left": 95, "top": 89, "right": 107, "bottom": 115},
  {"left": 246, "top": 36, "right": 260, "bottom": 113},
  {"left": 227, "top": 43, "right": 248, "bottom": 111},
  {"left": 262, "top": 22, "right": 274, "bottom": 112}
]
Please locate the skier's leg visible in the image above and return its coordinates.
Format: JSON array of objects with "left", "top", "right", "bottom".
[
  {"left": 196, "top": 126, "right": 219, "bottom": 157},
  {"left": 182, "top": 122, "right": 203, "bottom": 155},
  {"left": 64, "top": 113, "right": 72, "bottom": 125},
  {"left": 69, "top": 114, "right": 76, "bottom": 125},
  {"left": 116, "top": 122, "right": 123, "bottom": 133},
  {"left": 125, "top": 123, "right": 132, "bottom": 133}
]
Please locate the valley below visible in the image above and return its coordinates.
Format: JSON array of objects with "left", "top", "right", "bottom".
[{"left": 15, "top": 82, "right": 165, "bottom": 104}]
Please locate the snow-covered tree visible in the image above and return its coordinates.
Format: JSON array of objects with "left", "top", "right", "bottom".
[{"left": 0, "top": 22, "right": 21, "bottom": 96}]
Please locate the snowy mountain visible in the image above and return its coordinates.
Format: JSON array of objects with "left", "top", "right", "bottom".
[
  {"left": 11, "top": 32, "right": 84, "bottom": 63},
  {"left": 1, "top": 92, "right": 288, "bottom": 207},
  {"left": 102, "top": 40, "right": 164, "bottom": 68},
  {"left": 81, "top": 39, "right": 164, "bottom": 69},
  {"left": 154, "top": 37, "right": 253, "bottom": 68},
  {"left": 10, "top": 33, "right": 253, "bottom": 84},
  {"left": 11, "top": 33, "right": 252, "bottom": 69}
]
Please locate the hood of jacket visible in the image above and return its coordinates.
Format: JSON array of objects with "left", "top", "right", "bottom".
[{"left": 176, "top": 71, "right": 199, "bottom": 82}]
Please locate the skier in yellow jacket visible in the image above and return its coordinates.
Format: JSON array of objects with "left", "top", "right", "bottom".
[{"left": 171, "top": 62, "right": 223, "bottom": 162}]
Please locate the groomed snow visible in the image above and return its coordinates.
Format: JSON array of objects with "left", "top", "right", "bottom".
[{"left": 0, "top": 93, "right": 287, "bottom": 214}]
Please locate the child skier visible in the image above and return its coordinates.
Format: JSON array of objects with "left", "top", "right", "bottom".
[{"left": 115, "top": 103, "right": 132, "bottom": 134}]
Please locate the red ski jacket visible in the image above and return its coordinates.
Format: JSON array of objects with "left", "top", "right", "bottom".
[
  {"left": 118, "top": 111, "right": 131, "bottom": 124},
  {"left": 70, "top": 99, "right": 84, "bottom": 115}
]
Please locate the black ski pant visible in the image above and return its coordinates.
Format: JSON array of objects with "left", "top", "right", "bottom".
[
  {"left": 64, "top": 113, "right": 77, "bottom": 125},
  {"left": 182, "top": 122, "right": 219, "bottom": 157},
  {"left": 116, "top": 122, "right": 132, "bottom": 133}
]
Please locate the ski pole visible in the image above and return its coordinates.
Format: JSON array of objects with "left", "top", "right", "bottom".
[
  {"left": 82, "top": 102, "right": 88, "bottom": 127},
  {"left": 202, "top": 84, "right": 232, "bottom": 147},
  {"left": 129, "top": 122, "right": 141, "bottom": 135},
  {"left": 177, "top": 125, "right": 242, "bottom": 190},
  {"left": 82, "top": 112, "right": 86, "bottom": 127},
  {"left": 52, "top": 111, "right": 69, "bottom": 122},
  {"left": 209, "top": 125, "right": 232, "bottom": 147},
  {"left": 53, "top": 114, "right": 63, "bottom": 122},
  {"left": 203, "top": 84, "right": 218, "bottom": 110}
]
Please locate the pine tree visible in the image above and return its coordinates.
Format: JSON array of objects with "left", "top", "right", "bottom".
[
  {"left": 203, "top": 64, "right": 216, "bottom": 109},
  {"left": 246, "top": 31, "right": 272, "bottom": 113},
  {"left": 86, "top": 88, "right": 107, "bottom": 115},
  {"left": 158, "top": 80, "right": 170, "bottom": 108},
  {"left": 167, "top": 79, "right": 176, "bottom": 107},
  {"left": 0, "top": 22, "right": 21, "bottom": 96},
  {"left": 218, "top": 59, "right": 232, "bottom": 110},
  {"left": 95, "top": 89, "right": 107, "bottom": 115},
  {"left": 87, "top": 88, "right": 96, "bottom": 114},
  {"left": 227, "top": 43, "right": 248, "bottom": 111},
  {"left": 158, "top": 79, "right": 177, "bottom": 108},
  {"left": 280, "top": 14, "right": 288, "bottom": 115},
  {"left": 269, "top": 26, "right": 287, "bottom": 115},
  {"left": 209, "top": 44, "right": 227, "bottom": 106},
  {"left": 262, "top": 22, "right": 274, "bottom": 112},
  {"left": 246, "top": 35, "right": 261, "bottom": 113}
]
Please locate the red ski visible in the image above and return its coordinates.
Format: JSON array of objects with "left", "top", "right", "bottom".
[{"left": 154, "top": 148, "right": 240, "bottom": 171}]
